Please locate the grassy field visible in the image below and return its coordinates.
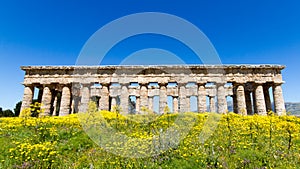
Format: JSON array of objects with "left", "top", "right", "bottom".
[{"left": 1, "top": 108, "right": 300, "bottom": 168}]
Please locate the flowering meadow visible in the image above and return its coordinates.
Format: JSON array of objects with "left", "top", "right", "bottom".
[{"left": 1, "top": 106, "right": 300, "bottom": 168}]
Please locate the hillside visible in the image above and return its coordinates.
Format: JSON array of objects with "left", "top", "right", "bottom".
[{"left": 285, "top": 102, "right": 300, "bottom": 115}]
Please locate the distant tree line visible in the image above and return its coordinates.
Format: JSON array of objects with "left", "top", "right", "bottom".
[{"left": 0, "top": 101, "right": 22, "bottom": 117}]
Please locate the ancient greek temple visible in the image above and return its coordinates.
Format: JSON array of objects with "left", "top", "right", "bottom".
[{"left": 20, "top": 65, "right": 286, "bottom": 116}]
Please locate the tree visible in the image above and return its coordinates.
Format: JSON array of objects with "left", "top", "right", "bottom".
[
  {"left": 3, "top": 109, "right": 14, "bottom": 117},
  {"left": 14, "top": 101, "right": 22, "bottom": 117},
  {"left": 0, "top": 108, "right": 14, "bottom": 117}
]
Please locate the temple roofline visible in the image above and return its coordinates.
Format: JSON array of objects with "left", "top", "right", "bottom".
[{"left": 21, "top": 64, "right": 285, "bottom": 71}]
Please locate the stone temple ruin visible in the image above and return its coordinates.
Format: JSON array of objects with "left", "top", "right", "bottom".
[{"left": 20, "top": 65, "right": 286, "bottom": 116}]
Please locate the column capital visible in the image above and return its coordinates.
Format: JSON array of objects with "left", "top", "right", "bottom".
[
  {"left": 233, "top": 82, "right": 245, "bottom": 86},
  {"left": 22, "top": 84, "right": 34, "bottom": 88},
  {"left": 178, "top": 82, "right": 186, "bottom": 87},
  {"left": 158, "top": 82, "right": 168, "bottom": 87},
  {"left": 216, "top": 82, "right": 226, "bottom": 86},
  {"left": 254, "top": 81, "right": 266, "bottom": 85},
  {"left": 197, "top": 82, "right": 207, "bottom": 86},
  {"left": 273, "top": 82, "right": 284, "bottom": 86},
  {"left": 119, "top": 82, "right": 130, "bottom": 86},
  {"left": 101, "top": 83, "right": 110, "bottom": 87}
]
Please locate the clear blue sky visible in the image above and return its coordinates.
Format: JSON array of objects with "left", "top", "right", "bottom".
[{"left": 0, "top": 0, "right": 300, "bottom": 110}]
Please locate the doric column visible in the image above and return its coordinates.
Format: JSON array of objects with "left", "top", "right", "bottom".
[
  {"left": 209, "top": 96, "right": 216, "bottom": 112},
  {"left": 254, "top": 83, "right": 267, "bottom": 115},
  {"left": 79, "top": 84, "right": 90, "bottom": 112},
  {"left": 178, "top": 83, "right": 187, "bottom": 112},
  {"left": 186, "top": 96, "right": 191, "bottom": 112},
  {"left": 59, "top": 86, "right": 71, "bottom": 116},
  {"left": 159, "top": 83, "right": 167, "bottom": 114},
  {"left": 173, "top": 96, "right": 179, "bottom": 113},
  {"left": 263, "top": 85, "right": 272, "bottom": 112},
  {"left": 20, "top": 85, "right": 34, "bottom": 114},
  {"left": 99, "top": 83, "right": 109, "bottom": 110},
  {"left": 111, "top": 97, "right": 117, "bottom": 111},
  {"left": 148, "top": 96, "right": 153, "bottom": 112},
  {"left": 37, "top": 88, "right": 43, "bottom": 103},
  {"left": 136, "top": 96, "right": 140, "bottom": 113},
  {"left": 120, "top": 83, "right": 129, "bottom": 114},
  {"left": 140, "top": 83, "right": 148, "bottom": 109},
  {"left": 71, "top": 98, "right": 75, "bottom": 114},
  {"left": 52, "top": 95, "right": 58, "bottom": 116},
  {"left": 197, "top": 83, "right": 207, "bottom": 112},
  {"left": 232, "top": 92, "right": 238, "bottom": 113},
  {"left": 235, "top": 83, "right": 247, "bottom": 115},
  {"left": 245, "top": 91, "right": 253, "bottom": 115},
  {"left": 217, "top": 83, "right": 227, "bottom": 114},
  {"left": 253, "top": 92, "right": 258, "bottom": 114},
  {"left": 273, "top": 83, "right": 286, "bottom": 115},
  {"left": 41, "top": 86, "right": 52, "bottom": 116}
]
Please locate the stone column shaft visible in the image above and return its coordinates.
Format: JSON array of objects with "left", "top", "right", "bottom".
[
  {"left": 136, "top": 96, "right": 140, "bottom": 113},
  {"left": 140, "top": 84, "right": 148, "bottom": 110},
  {"left": 255, "top": 84, "right": 267, "bottom": 115},
  {"left": 233, "top": 94, "right": 238, "bottom": 113},
  {"left": 120, "top": 85, "right": 129, "bottom": 114},
  {"left": 198, "top": 84, "right": 207, "bottom": 112},
  {"left": 79, "top": 85, "right": 90, "bottom": 112},
  {"left": 41, "top": 86, "right": 52, "bottom": 116},
  {"left": 179, "top": 84, "right": 187, "bottom": 112},
  {"left": 20, "top": 85, "right": 34, "bottom": 114},
  {"left": 59, "top": 86, "right": 71, "bottom": 116},
  {"left": 71, "top": 99, "right": 75, "bottom": 114},
  {"left": 111, "top": 97, "right": 117, "bottom": 111},
  {"left": 236, "top": 84, "right": 247, "bottom": 115},
  {"left": 173, "top": 96, "right": 179, "bottom": 113},
  {"left": 186, "top": 96, "right": 191, "bottom": 112},
  {"left": 253, "top": 92, "right": 257, "bottom": 114},
  {"left": 159, "top": 84, "right": 167, "bottom": 114},
  {"left": 148, "top": 96, "right": 153, "bottom": 112},
  {"left": 209, "top": 96, "right": 216, "bottom": 112},
  {"left": 264, "top": 86, "right": 272, "bottom": 112},
  {"left": 245, "top": 91, "right": 253, "bottom": 115},
  {"left": 52, "top": 96, "right": 58, "bottom": 116},
  {"left": 273, "top": 84, "right": 286, "bottom": 115},
  {"left": 38, "top": 88, "right": 43, "bottom": 103},
  {"left": 99, "top": 85, "right": 109, "bottom": 110},
  {"left": 217, "top": 83, "right": 227, "bottom": 114}
]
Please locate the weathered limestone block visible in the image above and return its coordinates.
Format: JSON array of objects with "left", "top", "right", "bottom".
[
  {"left": 41, "top": 86, "right": 52, "bottom": 116},
  {"left": 59, "top": 86, "right": 71, "bottom": 116},
  {"left": 273, "top": 83, "right": 286, "bottom": 115},
  {"left": 20, "top": 85, "right": 34, "bottom": 114},
  {"left": 197, "top": 83, "right": 206, "bottom": 112},
  {"left": 255, "top": 84, "right": 267, "bottom": 115},
  {"left": 235, "top": 84, "right": 247, "bottom": 115},
  {"left": 217, "top": 83, "right": 227, "bottom": 114}
]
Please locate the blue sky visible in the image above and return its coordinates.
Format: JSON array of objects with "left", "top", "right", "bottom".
[{"left": 0, "top": 0, "right": 300, "bottom": 109}]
